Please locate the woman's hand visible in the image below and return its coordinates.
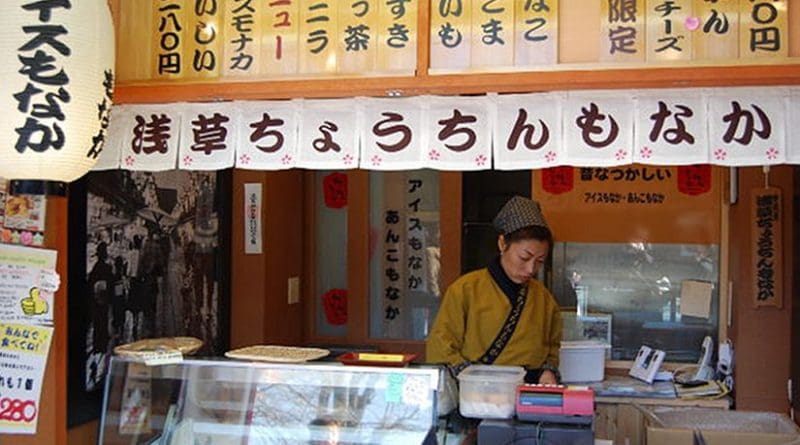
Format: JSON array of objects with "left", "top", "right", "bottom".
[{"left": 538, "top": 369, "right": 558, "bottom": 385}]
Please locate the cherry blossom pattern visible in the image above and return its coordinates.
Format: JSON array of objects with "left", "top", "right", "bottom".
[
  {"left": 614, "top": 149, "right": 628, "bottom": 162},
  {"left": 370, "top": 155, "right": 383, "bottom": 167},
  {"left": 766, "top": 147, "right": 779, "bottom": 161},
  {"left": 239, "top": 154, "right": 252, "bottom": 165},
  {"left": 342, "top": 154, "right": 354, "bottom": 166},
  {"left": 428, "top": 150, "right": 441, "bottom": 161},
  {"left": 20, "top": 231, "right": 33, "bottom": 246},
  {"left": 474, "top": 154, "right": 487, "bottom": 167},
  {"left": 545, "top": 151, "right": 557, "bottom": 163},
  {"left": 182, "top": 155, "right": 193, "bottom": 167},
  {"left": 685, "top": 16, "right": 701, "bottom": 31},
  {"left": 281, "top": 154, "right": 293, "bottom": 165},
  {"left": 124, "top": 155, "right": 135, "bottom": 167},
  {"left": 713, "top": 148, "right": 727, "bottom": 161},
  {"left": 639, "top": 146, "right": 653, "bottom": 160}
]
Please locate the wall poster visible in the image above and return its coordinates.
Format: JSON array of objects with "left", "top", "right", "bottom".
[{"left": 67, "top": 170, "right": 231, "bottom": 426}]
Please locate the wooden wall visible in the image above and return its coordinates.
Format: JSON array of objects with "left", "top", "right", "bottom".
[
  {"left": 729, "top": 166, "right": 794, "bottom": 412},
  {"left": 230, "top": 170, "right": 305, "bottom": 348}
]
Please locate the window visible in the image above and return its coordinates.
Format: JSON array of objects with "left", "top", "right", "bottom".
[
  {"left": 368, "top": 170, "right": 440, "bottom": 340},
  {"left": 551, "top": 242, "right": 719, "bottom": 362},
  {"left": 314, "top": 171, "right": 348, "bottom": 337}
]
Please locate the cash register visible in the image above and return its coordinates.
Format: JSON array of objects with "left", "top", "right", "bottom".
[{"left": 477, "top": 384, "right": 596, "bottom": 445}]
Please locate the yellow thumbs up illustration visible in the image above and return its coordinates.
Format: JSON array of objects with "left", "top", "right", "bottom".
[{"left": 21, "top": 287, "right": 48, "bottom": 316}]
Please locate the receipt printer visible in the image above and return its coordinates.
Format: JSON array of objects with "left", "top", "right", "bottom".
[{"left": 515, "top": 384, "right": 595, "bottom": 425}]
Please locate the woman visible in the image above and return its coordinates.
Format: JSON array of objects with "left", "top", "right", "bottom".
[{"left": 426, "top": 196, "right": 562, "bottom": 384}]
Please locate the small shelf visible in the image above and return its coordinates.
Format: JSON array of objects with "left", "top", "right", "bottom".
[{"left": 114, "top": 63, "right": 800, "bottom": 104}]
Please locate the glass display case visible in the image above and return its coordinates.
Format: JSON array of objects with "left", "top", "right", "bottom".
[{"left": 99, "top": 356, "right": 440, "bottom": 445}]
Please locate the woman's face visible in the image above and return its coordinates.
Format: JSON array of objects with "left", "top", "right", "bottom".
[{"left": 498, "top": 235, "right": 549, "bottom": 284}]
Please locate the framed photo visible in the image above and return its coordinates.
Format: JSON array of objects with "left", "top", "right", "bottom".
[{"left": 68, "top": 170, "right": 231, "bottom": 426}]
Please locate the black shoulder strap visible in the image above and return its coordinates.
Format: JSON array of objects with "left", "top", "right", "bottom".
[{"left": 478, "top": 284, "right": 527, "bottom": 365}]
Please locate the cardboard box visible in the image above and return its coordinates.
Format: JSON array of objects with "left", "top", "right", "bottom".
[{"left": 647, "top": 408, "right": 800, "bottom": 445}]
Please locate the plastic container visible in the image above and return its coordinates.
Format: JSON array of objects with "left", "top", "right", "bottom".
[
  {"left": 559, "top": 340, "right": 610, "bottom": 383},
  {"left": 457, "top": 365, "right": 525, "bottom": 419}
]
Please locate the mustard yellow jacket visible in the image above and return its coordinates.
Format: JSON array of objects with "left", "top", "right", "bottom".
[{"left": 426, "top": 268, "right": 562, "bottom": 369}]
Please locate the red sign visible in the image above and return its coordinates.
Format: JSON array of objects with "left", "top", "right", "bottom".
[
  {"left": 677, "top": 165, "right": 712, "bottom": 196},
  {"left": 323, "top": 172, "right": 348, "bottom": 209},
  {"left": 541, "top": 167, "right": 574, "bottom": 195},
  {"left": 322, "top": 288, "right": 347, "bottom": 325}
]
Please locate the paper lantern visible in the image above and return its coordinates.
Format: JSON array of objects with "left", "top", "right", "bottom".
[{"left": 0, "top": 0, "right": 115, "bottom": 183}]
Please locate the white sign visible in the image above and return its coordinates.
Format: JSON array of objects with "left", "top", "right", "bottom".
[
  {"left": 634, "top": 89, "right": 709, "bottom": 165},
  {"left": 563, "top": 91, "right": 634, "bottom": 167},
  {"left": 296, "top": 99, "right": 360, "bottom": 169},
  {"left": 101, "top": 87, "right": 800, "bottom": 171},
  {"left": 244, "top": 183, "right": 263, "bottom": 255},
  {"left": 425, "top": 96, "right": 492, "bottom": 171},
  {"left": 493, "top": 93, "right": 564, "bottom": 170},
  {"left": 236, "top": 100, "right": 299, "bottom": 170},
  {"left": 0, "top": 323, "right": 54, "bottom": 434},
  {"left": 116, "top": 105, "right": 181, "bottom": 171},
  {"left": 178, "top": 103, "right": 238, "bottom": 171},
  {"left": 360, "top": 97, "right": 426, "bottom": 170},
  {"left": 708, "top": 87, "right": 787, "bottom": 166}
]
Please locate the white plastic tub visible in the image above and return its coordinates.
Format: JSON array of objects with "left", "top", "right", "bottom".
[
  {"left": 559, "top": 340, "right": 610, "bottom": 383},
  {"left": 457, "top": 365, "right": 525, "bottom": 419}
]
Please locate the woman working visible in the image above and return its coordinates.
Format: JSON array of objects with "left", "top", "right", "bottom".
[{"left": 426, "top": 196, "right": 562, "bottom": 384}]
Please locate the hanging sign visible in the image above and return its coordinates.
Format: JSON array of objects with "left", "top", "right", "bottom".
[
  {"left": 235, "top": 100, "right": 299, "bottom": 170},
  {"left": 707, "top": 87, "right": 786, "bottom": 166},
  {"left": 297, "top": 99, "right": 360, "bottom": 169},
  {"left": 563, "top": 91, "right": 635, "bottom": 166},
  {"left": 692, "top": 0, "right": 739, "bottom": 60},
  {"left": 360, "top": 97, "right": 425, "bottom": 170},
  {"left": 514, "top": 0, "right": 559, "bottom": 66},
  {"left": 178, "top": 103, "right": 238, "bottom": 170},
  {"left": 0, "top": 323, "right": 54, "bottom": 435},
  {"left": 299, "top": 0, "right": 338, "bottom": 74},
  {"left": 223, "top": 0, "right": 264, "bottom": 78},
  {"left": 634, "top": 89, "right": 708, "bottom": 165},
  {"left": 739, "top": 0, "right": 788, "bottom": 59},
  {"left": 471, "top": 0, "right": 514, "bottom": 69},
  {"left": 534, "top": 165, "right": 720, "bottom": 244},
  {"left": 117, "top": 105, "right": 181, "bottom": 172},
  {"left": 152, "top": 0, "right": 186, "bottom": 81},
  {"left": 244, "top": 183, "right": 263, "bottom": 255},
  {"left": 377, "top": 0, "right": 418, "bottom": 74},
  {"left": 645, "top": 0, "right": 693, "bottom": 62},
  {"left": 425, "top": 96, "right": 492, "bottom": 170},
  {"left": 600, "top": 0, "right": 646, "bottom": 63},
  {"left": 751, "top": 187, "right": 783, "bottom": 308},
  {"left": 493, "top": 93, "right": 564, "bottom": 170},
  {"left": 338, "top": 0, "right": 378, "bottom": 74},
  {"left": 263, "top": 0, "right": 300, "bottom": 76},
  {"left": 0, "top": 0, "right": 115, "bottom": 183},
  {"left": 185, "top": 0, "right": 222, "bottom": 80},
  {"left": 429, "top": 0, "right": 472, "bottom": 71}
]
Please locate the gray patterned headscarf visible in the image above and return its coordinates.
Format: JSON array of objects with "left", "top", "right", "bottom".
[{"left": 492, "top": 196, "right": 549, "bottom": 235}]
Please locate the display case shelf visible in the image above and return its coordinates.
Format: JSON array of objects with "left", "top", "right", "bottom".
[{"left": 98, "top": 356, "right": 440, "bottom": 445}]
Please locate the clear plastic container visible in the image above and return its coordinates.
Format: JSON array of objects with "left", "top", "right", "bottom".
[
  {"left": 457, "top": 365, "right": 525, "bottom": 419},
  {"left": 560, "top": 340, "right": 610, "bottom": 383}
]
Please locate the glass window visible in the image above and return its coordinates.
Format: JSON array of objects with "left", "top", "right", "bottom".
[
  {"left": 315, "top": 171, "right": 348, "bottom": 337},
  {"left": 368, "top": 171, "right": 440, "bottom": 340},
  {"left": 551, "top": 242, "right": 720, "bottom": 362}
]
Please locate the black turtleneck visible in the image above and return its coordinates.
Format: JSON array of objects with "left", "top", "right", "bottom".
[{"left": 487, "top": 255, "right": 524, "bottom": 303}]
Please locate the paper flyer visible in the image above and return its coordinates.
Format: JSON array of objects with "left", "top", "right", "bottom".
[
  {"left": 0, "top": 245, "right": 59, "bottom": 326},
  {"left": 0, "top": 323, "right": 54, "bottom": 434}
]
